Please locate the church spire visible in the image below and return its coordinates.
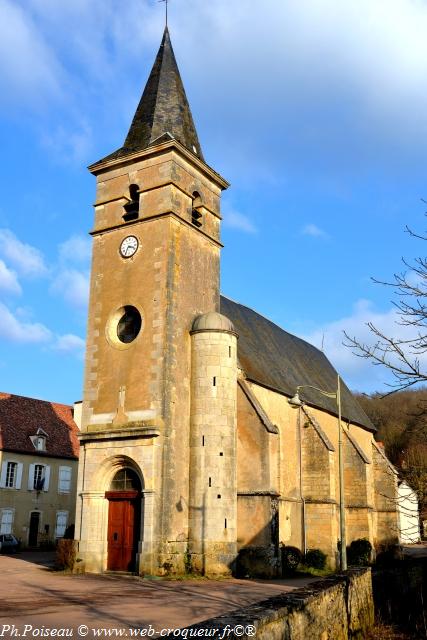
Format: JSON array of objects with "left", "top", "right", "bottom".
[{"left": 101, "top": 27, "right": 204, "bottom": 163}]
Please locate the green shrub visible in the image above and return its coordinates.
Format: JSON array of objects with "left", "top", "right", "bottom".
[
  {"left": 305, "top": 548, "right": 327, "bottom": 570},
  {"left": 56, "top": 539, "right": 76, "bottom": 570},
  {"left": 281, "top": 545, "right": 302, "bottom": 574},
  {"left": 347, "top": 538, "right": 372, "bottom": 566}
]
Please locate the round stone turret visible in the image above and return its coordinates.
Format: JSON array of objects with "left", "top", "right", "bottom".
[
  {"left": 191, "top": 312, "right": 236, "bottom": 334},
  {"left": 189, "top": 310, "right": 238, "bottom": 575}
]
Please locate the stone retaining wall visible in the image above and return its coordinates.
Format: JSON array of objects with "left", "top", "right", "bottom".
[
  {"left": 169, "top": 568, "right": 373, "bottom": 640},
  {"left": 372, "top": 558, "right": 426, "bottom": 637}
]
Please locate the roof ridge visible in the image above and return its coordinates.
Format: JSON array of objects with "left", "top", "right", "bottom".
[{"left": 0, "top": 391, "right": 72, "bottom": 408}]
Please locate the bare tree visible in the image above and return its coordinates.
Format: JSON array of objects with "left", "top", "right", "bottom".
[
  {"left": 344, "top": 214, "right": 427, "bottom": 392},
  {"left": 346, "top": 214, "right": 427, "bottom": 527}
]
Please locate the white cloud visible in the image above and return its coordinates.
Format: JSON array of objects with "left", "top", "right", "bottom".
[
  {"left": 54, "top": 333, "right": 85, "bottom": 358},
  {"left": 0, "top": 302, "right": 52, "bottom": 343},
  {"left": 0, "top": 260, "right": 21, "bottom": 295},
  {"left": 0, "top": 301, "right": 85, "bottom": 359},
  {"left": 173, "top": 0, "right": 427, "bottom": 176},
  {"left": 4, "top": 1, "right": 427, "bottom": 173},
  {"left": 0, "top": 229, "right": 48, "bottom": 278},
  {"left": 0, "top": 0, "right": 62, "bottom": 108},
  {"left": 300, "top": 299, "right": 425, "bottom": 392},
  {"left": 58, "top": 235, "right": 92, "bottom": 265},
  {"left": 223, "top": 207, "right": 257, "bottom": 234},
  {"left": 50, "top": 268, "right": 89, "bottom": 309},
  {"left": 41, "top": 121, "right": 93, "bottom": 165},
  {"left": 301, "top": 224, "right": 329, "bottom": 239}
]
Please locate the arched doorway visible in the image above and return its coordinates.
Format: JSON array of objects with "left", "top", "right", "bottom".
[{"left": 105, "top": 468, "right": 142, "bottom": 572}]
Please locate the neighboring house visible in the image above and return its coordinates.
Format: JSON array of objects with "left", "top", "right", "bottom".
[
  {"left": 398, "top": 480, "right": 421, "bottom": 544},
  {"left": 75, "top": 27, "right": 400, "bottom": 577},
  {"left": 0, "top": 392, "right": 79, "bottom": 547}
]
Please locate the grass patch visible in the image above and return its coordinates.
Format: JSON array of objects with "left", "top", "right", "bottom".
[{"left": 295, "top": 564, "right": 334, "bottom": 578}]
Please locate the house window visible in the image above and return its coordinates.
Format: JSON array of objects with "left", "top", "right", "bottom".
[
  {"left": 5, "top": 462, "right": 17, "bottom": 488},
  {"left": 0, "top": 509, "right": 13, "bottom": 535},
  {"left": 35, "top": 436, "right": 46, "bottom": 451},
  {"left": 28, "top": 463, "right": 50, "bottom": 492},
  {"left": 30, "top": 428, "right": 48, "bottom": 452},
  {"left": 0, "top": 460, "right": 22, "bottom": 490},
  {"left": 34, "top": 465, "right": 45, "bottom": 491},
  {"left": 55, "top": 511, "right": 68, "bottom": 538},
  {"left": 58, "top": 467, "right": 72, "bottom": 493}
]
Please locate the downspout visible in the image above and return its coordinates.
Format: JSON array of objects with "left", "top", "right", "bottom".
[{"left": 298, "top": 407, "right": 307, "bottom": 555}]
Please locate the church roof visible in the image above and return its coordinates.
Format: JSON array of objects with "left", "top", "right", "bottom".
[
  {"left": 98, "top": 27, "right": 204, "bottom": 164},
  {"left": 220, "top": 296, "right": 375, "bottom": 432},
  {"left": 0, "top": 392, "right": 79, "bottom": 459}
]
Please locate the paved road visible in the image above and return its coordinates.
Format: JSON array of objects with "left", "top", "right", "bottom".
[{"left": 0, "top": 552, "right": 315, "bottom": 638}]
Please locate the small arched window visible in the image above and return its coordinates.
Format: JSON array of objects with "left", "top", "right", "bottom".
[
  {"left": 191, "top": 191, "right": 202, "bottom": 228},
  {"left": 123, "top": 184, "right": 140, "bottom": 221},
  {"left": 110, "top": 468, "right": 141, "bottom": 491}
]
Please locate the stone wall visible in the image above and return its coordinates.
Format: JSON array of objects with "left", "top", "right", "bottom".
[
  {"left": 372, "top": 558, "right": 426, "bottom": 637},
  {"left": 173, "top": 568, "right": 374, "bottom": 640}
]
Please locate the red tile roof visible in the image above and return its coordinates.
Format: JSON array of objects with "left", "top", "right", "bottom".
[{"left": 0, "top": 392, "right": 79, "bottom": 459}]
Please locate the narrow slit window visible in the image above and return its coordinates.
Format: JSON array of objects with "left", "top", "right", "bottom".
[
  {"left": 191, "top": 192, "right": 202, "bottom": 228},
  {"left": 192, "top": 209, "right": 202, "bottom": 228},
  {"left": 225, "top": 518, "right": 227, "bottom": 529},
  {"left": 229, "top": 346, "right": 231, "bottom": 357},
  {"left": 123, "top": 184, "right": 140, "bottom": 221},
  {"left": 208, "top": 477, "right": 212, "bottom": 487},
  {"left": 213, "top": 377, "right": 216, "bottom": 386},
  {"left": 202, "top": 435, "right": 205, "bottom": 447}
]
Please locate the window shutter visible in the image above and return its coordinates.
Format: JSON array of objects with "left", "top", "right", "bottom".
[
  {"left": 15, "top": 463, "right": 23, "bottom": 490},
  {"left": 58, "top": 466, "right": 72, "bottom": 493},
  {"left": 55, "top": 511, "right": 68, "bottom": 538},
  {"left": 43, "top": 466, "right": 50, "bottom": 492},
  {"left": 28, "top": 463, "right": 35, "bottom": 490},
  {"left": 0, "top": 462, "right": 7, "bottom": 488},
  {"left": 0, "top": 509, "right": 13, "bottom": 534}
]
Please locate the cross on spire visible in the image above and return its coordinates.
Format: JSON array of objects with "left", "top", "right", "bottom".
[{"left": 158, "top": 0, "right": 169, "bottom": 27}]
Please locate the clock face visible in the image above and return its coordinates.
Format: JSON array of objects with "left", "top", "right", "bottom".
[{"left": 120, "top": 235, "right": 138, "bottom": 258}]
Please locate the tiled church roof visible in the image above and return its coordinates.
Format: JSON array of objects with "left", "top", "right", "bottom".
[
  {"left": 96, "top": 27, "right": 203, "bottom": 165},
  {"left": 0, "top": 392, "right": 79, "bottom": 459},
  {"left": 220, "top": 296, "right": 375, "bottom": 432}
]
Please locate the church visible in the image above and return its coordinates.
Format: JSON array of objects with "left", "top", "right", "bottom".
[{"left": 75, "top": 27, "right": 399, "bottom": 577}]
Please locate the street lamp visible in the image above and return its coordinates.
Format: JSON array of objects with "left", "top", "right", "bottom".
[{"left": 288, "top": 375, "right": 347, "bottom": 571}]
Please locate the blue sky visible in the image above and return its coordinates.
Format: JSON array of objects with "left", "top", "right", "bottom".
[{"left": 1, "top": 0, "right": 427, "bottom": 403}]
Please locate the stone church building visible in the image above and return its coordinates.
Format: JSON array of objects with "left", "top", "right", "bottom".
[{"left": 75, "top": 28, "right": 398, "bottom": 576}]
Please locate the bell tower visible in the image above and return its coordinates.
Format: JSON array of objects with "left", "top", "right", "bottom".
[{"left": 75, "top": 27, "right": 229, "bottom": 575}]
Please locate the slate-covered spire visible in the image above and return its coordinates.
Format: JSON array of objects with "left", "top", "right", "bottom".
[{"left": 102, "top": 27, "right": 204, "bottom": 163}]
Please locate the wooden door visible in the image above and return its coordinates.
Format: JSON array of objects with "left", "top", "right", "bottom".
[
  {"left": 106, "top": 492, "right": 140, "bottom": 571},
  {"left": 29, "top": 512, "right": 39, "bottom": 547}
]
